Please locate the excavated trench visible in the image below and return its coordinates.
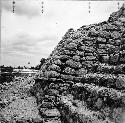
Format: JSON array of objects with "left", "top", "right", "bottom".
[{"left": 33, "top": 5, "right": 125, "bottom": 123}]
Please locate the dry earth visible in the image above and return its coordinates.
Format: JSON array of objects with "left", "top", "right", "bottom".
[{"left": 0, "top": 77, "right": 43, "bottom": 123}]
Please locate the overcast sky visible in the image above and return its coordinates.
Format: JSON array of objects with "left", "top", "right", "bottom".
[{"left": 1, "top": 0, "right": 124, "bottom": 67}]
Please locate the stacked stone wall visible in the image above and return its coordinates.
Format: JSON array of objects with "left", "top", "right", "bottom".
[{"left": 34, "top": 5, "right": 125, "bottom": 123}]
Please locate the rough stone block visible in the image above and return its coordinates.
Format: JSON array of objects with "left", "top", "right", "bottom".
[
  {"left": 44, "top": 71, "right": 60, "bottom": 78},
  {"left": 61, "top": 74, "right": 74, "bottom": 81},
  {"left": 76, "top": 51, "right": 85, "bottom": 57},
  {"left": 110, "top": 31, "right": 121, "bottom": 39},
  {"left": 102, "top": 55, "right": 109, "bottom": 63},
  {"left": 47, "top": 64, "right": 61, "bottom": 72},
  {"left": 42, "top": 108, "right": 61, "bottom": 117},
  {"left": 73, "top": 55, "right": 81, "bottom": 62},
  {"left": 79, "top": 46, "right": 95, "bottom": 52},
  {"left": 63, "top": 67, "right": 76, "bottom": 75},
  {"left": 97, "top": 49, "right": 107, "bottom": 54},
  {"left": 66, "top": 60, "right": 82, "bottom": 69},
  {"left": 63, "top": 50, "right": 76, "bottom": 56},
  {"left": 53, "top": 59, "right": 62, "bottom": 66},
  {"left": 116, "top": 75, "right": 125, "bottom": 89},
  {"left": 96, "top": 37, "right": 107, "bottom": 44},
  {"left": 41, "top": 101, "right": 55, "bottom": 108},
  {"left": 47, "top": 89, "right": 59, "bottom": 96},
  {"left": 76, "top": 68, "right": 87, "bottom": 76},
  {"left": 65, "top": 42, "right": 77, "bottom": 50},
  {"left": 86, "top": 56, "right": 97, "bottom": 61}
]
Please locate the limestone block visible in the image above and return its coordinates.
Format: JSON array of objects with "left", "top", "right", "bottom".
[
  {"left": 81, "top": 57, "right": 86, "bottom": 61},
  {"left": 76, "top": 51, "right": 85, "bottom": 57},
  {"left": 47, "top": 89, "right": 59, "bottom": 96},
  {"left": 86, "top": 56, "right": 97, "bottom": 61},
  {"left": 98, "top": 44, "right": 107, "bottom": 49},
  {"left": 108, "top": 45, "right": 120, "bottom": 54},
  {"left": 110, "top": 31, "right": 121, "bottom": 39},
  {"left": 96, "top": 37, "right": 107, "bottom": 44},
  {"left": 47, "top": 64, "right": 61, "bottom": 72},
  {"left": 41, "top": 101, "right": 55, "bottom": 108},
  {"left": 116, "top": 75, "right": 125, "bottom": 89},
  {"left": 44, "top": 71, "right": 60, "bottom": 78},
  {"left": 79, "top": 46, "right": 95, "bottom": 52},
  {"left": 99, "top": 31, "right": 110, "bottom": 39},
  {"left": 73, "top": 55, "right": 81, "bottom": 62},
  {"left": 63, "top": 50, "right": 76, "bottom": 56},
  {"left": 66, "top": 60, "right": 82, "bottom": 69},
  {"left": 65, "top": 42, "right": 77, "bottom": 50},
  {"left": 89, "top": 28, "right": 99, "bottom": 37},
  {"left": 42, "top": 108, "right": 61, "bottom": 117},
  {"left": 84, "top": 41, "right": 94, "bottom": 46},
  {"left": 97, "top": 49, "right": 107, "bottom": 54},
  {"left": 84, "top": 53, "right": 94, "bottom": 56},
  {"left": 109, "top": 54, "right": 119, "bottom": 64},
  {"left": 53, "top": 59, "right": 62, "bottom": 66},
  {"left": 63, "top": 67, "right": 76, "bottom": 75},
  {"left": 102, "top": 55, "right": 109, "bottom": 63},
  {"left": 95, "top": 98, "right": 103, "bottom": 109},
  {"left": 61, "top": 74, "right": 74, "bottom": 81},
  {"left": 76, "top": 68, "right": 87, "bottom": 76},
  {"left": 119, "top": 56, "right": 125, "bottom": 63},
  {"left": 59, "top": 55, "right": 71, "bottom": 62}
]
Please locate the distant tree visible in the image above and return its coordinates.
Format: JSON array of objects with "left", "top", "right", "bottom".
[
  {"left": 35, "top": 58, "right": 46, "bottom": 70},
  {"left": 24, "top": 66, "right": 27, "bottom": 69},
  {"left": 17, "top": 66, "right": 21, "bottom": 69},
  {"left": 40, "top": 58, "right": 46, "bottom": 65},
  {"left": 30, "top": 66, "right": 35, "bottom": 69},
  {"left": 35, "top": 65, "right": 40, "bottom": 70}
]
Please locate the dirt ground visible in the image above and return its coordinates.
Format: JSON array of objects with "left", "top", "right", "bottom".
[{"left": 0, "top": 77, "right": 42, "bottom": 123}]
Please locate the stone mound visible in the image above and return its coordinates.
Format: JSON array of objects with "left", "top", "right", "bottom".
[{"left": 34, "top": 5, "right": 125, "bottom": 123}]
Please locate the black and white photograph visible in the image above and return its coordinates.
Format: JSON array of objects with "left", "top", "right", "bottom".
[{"left": 0, "top": 0, "right": 125, "bottom": 122}]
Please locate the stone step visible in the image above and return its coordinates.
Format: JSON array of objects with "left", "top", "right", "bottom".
[
  {"left": 46, "top": 89, "right": 59, "bottom": 96},
  {"left": 44, "top": 117, "right": 62, "bottom": 123},
  {"left": 40, "top": 108, "right": 61, "bottom": 118},
  {"left": 44, "top": 95, "right": 56, "bottom": 101},
  {"left": 41, "top": 101, "right": 55, "bottom": 109}
]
